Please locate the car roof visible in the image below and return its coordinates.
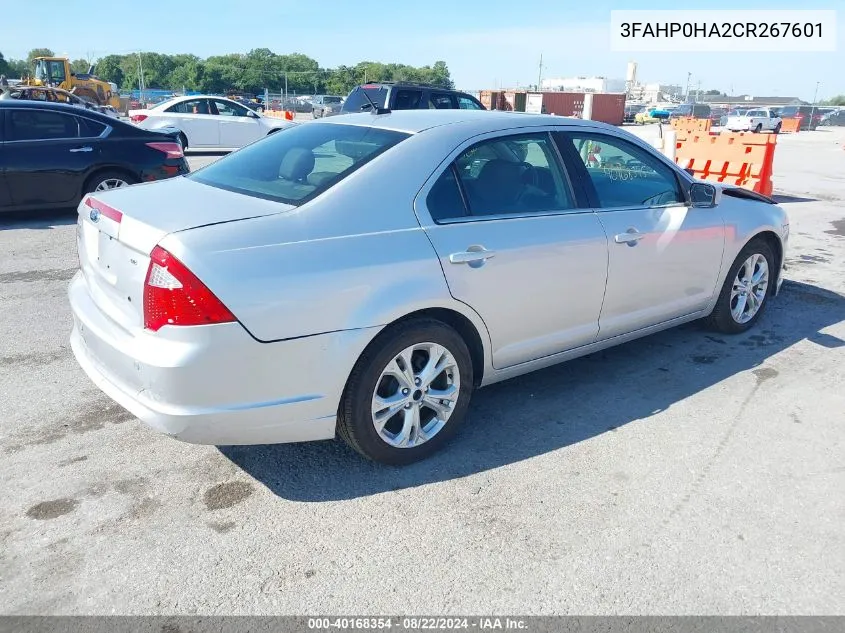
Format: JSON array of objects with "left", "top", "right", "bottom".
[
  {"left": 313, "top": 109, "right": 619, "bottom": 135},
  {"left": 0, "top": 99, "right": 119, "bottom": 122}
]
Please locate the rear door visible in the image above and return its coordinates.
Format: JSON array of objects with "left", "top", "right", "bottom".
[
  {"left": 163, "top": 98, "right": 219, "bottom": 147},
  {"left": 4, "top": 107, "right": 102, "bottom": 207},
  {"left": 428, "top": 92, "right": 457, "bottom": 109},
  {"left": 211, "top": 98, "right": 262, "bottom": 147},
  {"left": 416, "top": 130, "right": 609, "bottom": 369}
]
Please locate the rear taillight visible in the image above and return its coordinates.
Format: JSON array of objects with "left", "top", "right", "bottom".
[
  {"left": 143, "top": 246, "right": 236, "bottom": 332},
  {"left": 146, "top": 142, "right": 184, "bottom": 159},
  {"left": 130, "top": 114, "right": 148, "bottom": 123}
]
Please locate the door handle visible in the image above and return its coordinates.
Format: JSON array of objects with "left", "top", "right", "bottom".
[
  {"left": 449, "top": 246, "right": 496, "bottom": 265},
  {"left": 614, "top": 230, "right": 645, "bottom": 245},
  {"left": 69, "top": 146, "right": 93, "bottom": 153}
]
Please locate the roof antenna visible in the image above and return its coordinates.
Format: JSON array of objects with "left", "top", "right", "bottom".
[{"left": 360, "top": 87, "right": 390, "bottom": 115}]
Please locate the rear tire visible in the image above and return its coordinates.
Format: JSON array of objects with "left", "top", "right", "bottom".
[
  {"left": 705, "top": 239, "right": 775, "bottom": 334},
  {"left": 84, "top": 170, "right": 138, "bottom": 194},
  {"left": 773, "top": 122, "right": 782, "bottom": 134},
  {"left": 753, "top": 123, "right": 763, "bottom": 133},
  {"left": 338, "top": 318, "right": 475, "bottom": 465}
]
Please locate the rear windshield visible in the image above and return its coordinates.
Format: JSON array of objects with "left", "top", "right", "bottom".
[
  {"left": 189, "top": 122, "right": 410, "bottom": 205},
  {"left": 323, "top": 96, "right": 342, "bottom": 104},
  {"left": 342, "top": 86, "right": 388, "bottom": 112}
]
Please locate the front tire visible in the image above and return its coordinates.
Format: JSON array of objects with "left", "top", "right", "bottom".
[
  {"left": 705, "top": 239, "right": 775, "bottom": 334},
  {"left": 338, "top": 318, "right": 475, "bottom": 465},
  {"left": 773, "top": 122, "right": 782, "bottom": 134}
]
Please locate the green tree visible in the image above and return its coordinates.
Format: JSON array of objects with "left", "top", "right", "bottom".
[
  {"left": 0, "top": 52, "right": 9, "bottom": 77},
  {"left": 27, "top": 48, "right": 55, "bottom": 63},
  {"left": 70, "top": 59, "right": 90, "bottom": 74},
  {"left": 94, "top": 55, "right": 126, "bottom": 86},
  {"left": 822, "top": 95, "right": 845, "bottom": 106}
]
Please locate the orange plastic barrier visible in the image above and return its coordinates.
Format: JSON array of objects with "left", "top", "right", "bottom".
[
  {"left": 780, "top": 118, "right": 801, "bottom": 133},
  {"left": 674, "top": 131, "right": 777, "bottom": 196},
  {"left": 263, "top": 110, "right": 295, "bottom": 120},
  {"left": 671, "top": 117, "right": 712, "bottom": 132}
]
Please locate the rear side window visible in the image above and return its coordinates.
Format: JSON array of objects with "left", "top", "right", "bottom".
[
  {"left": 166, "top": 99, "right": 211, "bottom": 114},
  {"left": 458, "top": 95, "right": 484, "bottom": 110},
  {"left": 429, "top": 93, "right": 456, "bottom": 109},
  {"left": 190, "top": 123, "right": 409, "bottom": 205},
  {"left": 79, "top": 117, "right": 107, "bottom": 137},
  {"left": 6, "top": 109, "right": 80, "bottom": 141},
  {"left": 393, "top": 89, "right": 423, "bottom": 110}
]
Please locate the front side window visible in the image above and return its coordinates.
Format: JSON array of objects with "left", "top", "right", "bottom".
[
  {"left": 190, "top": 123, "right": 409, "bottom": 205},
  {"left": 7, "top": 110, "right": 80, "bottom": 141},
  {"left": 566, "top": 133, "right": 683, "bottom": 209},
  {"left": 427, "top": 133, "right": 574, "bottom": 221},
  {"left": 213, "top": 100, "right": 250, "bottom": 117}
]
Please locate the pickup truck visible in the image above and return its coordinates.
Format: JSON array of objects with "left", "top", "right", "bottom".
[{"left": 725, "top": 108, "right": 782, "bottom": 133}]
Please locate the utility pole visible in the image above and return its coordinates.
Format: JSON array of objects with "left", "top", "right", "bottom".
[
  {"left": 810, "top": 81, "right": 820, "bottom": 128},
  {"left": 137, "top": 52, "right": 145, "bottom": 105},
  {"left": 537, "top": 53, "right": 543, "bottom": 91},
  {"left": 696, "top": 80, "right": 701, "bottom": 102},
  {"left": 684, "top": 72, "right": 691, "bottom": 101}
]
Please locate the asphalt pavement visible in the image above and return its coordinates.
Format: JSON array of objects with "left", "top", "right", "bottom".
[{"left": 0, "top": 126, "right": 843, "bottom": 615}]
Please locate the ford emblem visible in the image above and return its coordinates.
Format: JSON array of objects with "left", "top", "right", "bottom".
[{"left": 89, "top": 208, "right": 101, "bottom": 223}]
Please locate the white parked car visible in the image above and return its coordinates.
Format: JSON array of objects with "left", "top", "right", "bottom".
[
  {"left": 725, "top": 108, "right": 783, "bottom": 134},
  {"left": 128, "top": 95, "right": 294, "bottom": 150}
]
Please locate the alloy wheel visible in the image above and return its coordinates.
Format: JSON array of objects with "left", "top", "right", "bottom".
[
  {"left": 730, "top": 253, "right": 769, "bottom": 324},
  {"left": 371, "top": 342, "right": 461, "bottom": 448},
  {"left": 94, "top": 178, "right": 129, "bottom": 191}
]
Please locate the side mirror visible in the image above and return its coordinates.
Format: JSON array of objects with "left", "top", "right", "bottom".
[{"left": 690, "top": 181, "right": 718, "bottom": 208}]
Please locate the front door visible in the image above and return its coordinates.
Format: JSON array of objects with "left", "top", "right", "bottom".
[
  {"left": 417, "top": 131, "right": 609, "bottom": 369},
  {"left": 211, "top": 99, "right": 262, "bottom": 148},
  {"left": 558, "top": 131, "right": 726, "bottom": 340},
  {"left": 3, "top": 108, "right": 101, "bottom": 207}
]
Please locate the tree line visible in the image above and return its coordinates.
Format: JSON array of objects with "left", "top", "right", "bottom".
[{"left": 1, "top": 48, "right": 453, "bottom": 96}]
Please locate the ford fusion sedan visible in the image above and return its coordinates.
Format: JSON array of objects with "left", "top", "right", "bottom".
[
  {"left": 0, "top": 101, "right": 187, "bottom": 213},
  {"left": 69, "top": 110, "right": 789, "bottom": 465},
  {"left": 128, "top": 94, "right": 294, "bottom": 150}
]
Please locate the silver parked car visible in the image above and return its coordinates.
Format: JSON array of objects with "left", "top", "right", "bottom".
[
  {"left": 311, "top": 94, "right": 344, "bottom": 118},
  {"left": 69, "top": 110, "right": 789, "bottom": 465}
]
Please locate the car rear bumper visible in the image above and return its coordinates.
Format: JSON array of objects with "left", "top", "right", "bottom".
[
  {"left": 141, "top": 159, "right": 189, "bottom": 183},
  {"left": 68, "top": 271, "right": 380, "bottom": 445}
]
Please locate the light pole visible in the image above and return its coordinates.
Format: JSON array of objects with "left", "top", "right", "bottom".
[
  {"left": 810, "top": 81, "right": 820, "bottom": 129},
  {"left": 684, "top": 72, "right": 692, "bottom": 101}
]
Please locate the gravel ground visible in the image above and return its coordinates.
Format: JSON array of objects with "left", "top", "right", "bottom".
[{"left": 0, "top": 125, "right": 843, "bottom": 615}]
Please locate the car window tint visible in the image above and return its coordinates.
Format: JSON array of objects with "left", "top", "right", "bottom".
[
  {"left": 454, "top": 133, "right": 574, "bottom": 217},
  {"left": 8, "top": 110, "right": 80, "bottom": 141},
  {"left": 79, "top": 117, "right": 107, "bottom": 138},
  {"left": 426, "top": 166, "right": 467, "bottom": 221},
  {"left": 214, "top": 100, "right": 249, "bottom": 117},
  {"left": 166, "top": 99, "right": 211, "bottom": 114},
  {"left": 458, "top": 96, "right": 483, "bottom": 110},
  {"left": 567, "top": 134, "right": 683, "bottom": 209},
  {"left": 393, "top": 89, "right": 422, "bottom": 110},
  {"left": 190, "top": 123, "right": 409, "bottom": 206}
]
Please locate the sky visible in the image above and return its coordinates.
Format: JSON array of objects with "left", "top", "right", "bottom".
[{"left": 1, "top": 0, "right": 842, "bottom": 100}]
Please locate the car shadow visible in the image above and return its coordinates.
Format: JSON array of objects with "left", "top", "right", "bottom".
[
  {"left": 0, "top": 209, "right": 78, "bottom": 231},
  {"left": 773, "top": 193, "right": 819, "bottom": 204},
  {"left": 219, "top": 280, "right": 845, "bottom": 502}
]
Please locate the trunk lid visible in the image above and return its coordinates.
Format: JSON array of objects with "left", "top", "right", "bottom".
[{"left": 76, "top": 176, "right": 294, "bottom": 330}]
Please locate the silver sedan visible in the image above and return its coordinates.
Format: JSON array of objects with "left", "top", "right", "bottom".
[{"left": 69, "top": 110, "right": 789, "bottom": 465}]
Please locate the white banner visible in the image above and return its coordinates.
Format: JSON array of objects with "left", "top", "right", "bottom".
[{"left": 610, "top": 10, "right": 838, "bottom": 52}]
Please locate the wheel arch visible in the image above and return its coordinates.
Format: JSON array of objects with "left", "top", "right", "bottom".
[{"left": 81, "top": 166, "right": 139, "bottom": 196}]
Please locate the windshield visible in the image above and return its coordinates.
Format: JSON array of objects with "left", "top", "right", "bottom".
[
  {"left": 190, "top": 123, "right": 410, "bottom": 205},
  {"left": 323, "top": 96, "right": 342, "bottom": 104},
  {"left": 34, "top": 60, "right": 47, "bottom": 81}
]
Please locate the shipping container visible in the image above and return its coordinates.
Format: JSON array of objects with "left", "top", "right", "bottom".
[
  {"left": 541, "top": 92, "right": 585, "bottom": 117},
  {"left": 526, "top": 93, "right": 544, "bottom": 114},
  {"left": 514, "top": 92, "right": 527, "bottom": 112},
  {"left": 480, "top": 90, "right": 505, "bottom": 110},
  {"left": 590, "top": 93, "right": 627, "bottom": 126}
]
